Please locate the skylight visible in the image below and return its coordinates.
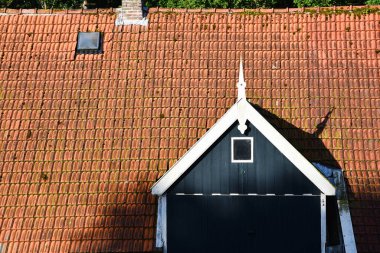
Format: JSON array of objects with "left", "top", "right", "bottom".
[{"left": 76, "top": 32, "right": 101, "bottom": 53}]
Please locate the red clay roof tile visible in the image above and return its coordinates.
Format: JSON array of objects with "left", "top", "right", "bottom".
[{"left": 0, "top": 6, "right": 379, "bottom": 252}]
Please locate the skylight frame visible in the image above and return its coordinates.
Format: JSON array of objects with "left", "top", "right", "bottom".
[{"left": 76, "top": 32, "right": 102, "bottom": 53}]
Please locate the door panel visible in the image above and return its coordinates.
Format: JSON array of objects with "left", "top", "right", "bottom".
[{"left": 167, "top": 195, "right": 321, "bottom": 253}]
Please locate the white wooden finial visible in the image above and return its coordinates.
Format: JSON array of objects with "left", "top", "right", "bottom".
[
  {"left": 237, "top": 58, "right": 248, "bottom": 134},
  {"left": 237, "top": 58, "right": 246, "bottom": 101}
]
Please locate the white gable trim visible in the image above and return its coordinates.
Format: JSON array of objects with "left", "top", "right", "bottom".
[
  {"left": 151, "top": 99, "right": 335, "bottom": 196},
  {"left": 321, "top": 194, "right": 327, "bottom": 253},
  {"left": 243, "top": 100, "right": 335, "bottom": 195},
  {"left": 151, "top": 103, "right": 238, "bottom": 195}
]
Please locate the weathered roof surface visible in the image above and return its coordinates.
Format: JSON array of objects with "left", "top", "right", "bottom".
[{"left": 0, "top": 6, "right": 379, "bottom": 253}]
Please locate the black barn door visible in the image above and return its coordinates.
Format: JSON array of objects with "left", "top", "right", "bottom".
[{"left": 167, "top": 195, "right": 321, "bottom": 253}]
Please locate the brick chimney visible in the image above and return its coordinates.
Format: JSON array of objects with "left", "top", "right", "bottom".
[
  {"left": 121, "top": 0, "right": 143, "bottom": 20},
  {"left": 116, "top": 0, "right": 148, "bottom": 26}
]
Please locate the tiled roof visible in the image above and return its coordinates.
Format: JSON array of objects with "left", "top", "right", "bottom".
[{"left": 0, "top": 6, "right": 379, "bottom": 253}]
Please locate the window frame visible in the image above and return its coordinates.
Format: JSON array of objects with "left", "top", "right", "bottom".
[
  {"left": 231, "top": 137, "right": 254, "bottom": 163},
  {"left": 76, "top": 32, "right": 102, "bottom": 54}
]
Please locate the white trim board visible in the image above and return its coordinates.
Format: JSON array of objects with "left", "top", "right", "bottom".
[
  {"left": 338, "top": 199, "right": 357, "bottom": 253},
  {"left": 231, "top": 137, "right": 254, "bottom": 163},
  {"left": 321, "top": 194, "right": 327, "bottom": 253},
  {"left": 155, "top": 195, "right": 167, "bottom": 252},
  {"left": 151, "top": 99, "right": 335, "bottom": 196}
]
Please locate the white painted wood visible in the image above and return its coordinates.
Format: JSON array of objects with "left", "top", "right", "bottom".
[
  {"left": 237, "top": 60, "right": 248, "bottom": 134},
  {"left": 155, "top": 195, "right": 167, "bottom": 251},
  {"left": 151, "top": 98, "right": 336, "bottom": 196},
  {"left": 231, "top": 137, "right": 254, "bottom": 163},
  {"left": 237, "top": 58, "right": 246, "bottom": 102},
  {"left": 162, "top": 195, "right": 167, "bottom": 253},
  {"left": 155, "top": 196, "right": 163, "bottom": 248},
  {"left": 237, "top": 98, "right": 248, "bottom": 134},
  {"left": 338, "top": 200, "right": 357, "bottom": 253},
  {"left": 321, "top": 194, "right": 326, "bottom": 253}
]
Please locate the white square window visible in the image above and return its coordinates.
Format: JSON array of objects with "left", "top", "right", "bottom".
[{"left": 231, "top": 137, "right": 253, "bottom": 163}]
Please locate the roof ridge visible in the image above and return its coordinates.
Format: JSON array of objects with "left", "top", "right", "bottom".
[
  {"left": 149, "top": 5, "right": 380, "bottom": 14},
  {"left": 0, "top": 5, "right": 379, "bottom": 15},
  {"left": 0, "top": 7, "right": 115, "bottom": 15}
]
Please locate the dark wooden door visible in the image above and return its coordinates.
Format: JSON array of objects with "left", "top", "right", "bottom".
[{"left": 167, "top": 195, "right": 321, "bottom": 253}]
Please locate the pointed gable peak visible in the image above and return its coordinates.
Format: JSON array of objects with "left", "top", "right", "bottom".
[
  {"left": 237, "top": 58, "right": 246, "bottom": 101},
  {"left": 237, "top": 58, "right": 248, "bottom": 134},
  {"left": 152, "top": 98, "right": 335, "bottom": 196},
  {"left": 152, "top": 59, "right": 335, "bottom": 197}
]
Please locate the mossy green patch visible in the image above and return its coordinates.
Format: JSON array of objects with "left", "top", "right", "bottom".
[
  {"left": 241, "top": 10, "right": 263, "bottom": 16},
  {"left": 304, "top": 7, "right": 380, "bottom": 17},
  {"left": 41, "top": 172, "right": 49, "bottom": 181}
]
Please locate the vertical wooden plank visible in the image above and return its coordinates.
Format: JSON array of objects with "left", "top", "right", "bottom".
[
  {"left": 193, "top": 159, "right": 203, "bottom": 193},
  {"left": 264, "top": 137, "right": 274, "bottom": 194},
  {"left": 167, "top": 195, "right": 206, "bottom": 253},
  {"left": 253, "top": 127, "right": 265, "bottom": 194},
  {"left": 202, "top": 150, "right": 211, "bottom": 194},
  {"left": 220, "top": 133, "right": 230, "bottom": 193},
  {"left": 272, "top": 147, "right": 283, "bottom": 193},
  {"left": 238, "top": 165, "right": 244, "bottom": 193},
  {"left": 248, "top": 125, "right": 259, "bottom": 193},
  {"left": 183, "top": 164, "right": 194, "bottom": 193},
  {"left": 211, "top": 143, "right": 222, "bottom": 193},
  {"left": 173, "top": 174, "right": 185, "bottom": 193}
]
